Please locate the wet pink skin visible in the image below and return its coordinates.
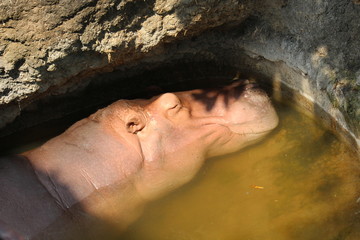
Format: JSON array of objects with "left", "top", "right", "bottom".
[{"left": 5, "top": 81, "right": 278, "bottom": 238}]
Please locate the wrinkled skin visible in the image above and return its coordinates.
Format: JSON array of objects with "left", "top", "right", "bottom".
[{"left": 0, "top": 80, "right": 278, "bottom": 239}]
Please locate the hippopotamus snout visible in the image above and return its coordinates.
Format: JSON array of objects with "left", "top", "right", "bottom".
[
  {"left": 226, "top": 81, "right": 279, "bottom": 136},
  {"left": 170, "top": 80, "right": 278, "bottom": 139}
]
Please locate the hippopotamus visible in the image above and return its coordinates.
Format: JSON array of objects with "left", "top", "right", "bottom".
[{"left": 0, "top": 80, "right": 278, "bottom": 240}]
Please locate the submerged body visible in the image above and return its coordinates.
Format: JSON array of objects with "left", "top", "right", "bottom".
[{"left": 0, "top": 81, "right": 278, "bottom": 239}]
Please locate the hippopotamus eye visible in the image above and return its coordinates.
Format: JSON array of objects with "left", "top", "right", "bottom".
[
  {"left": 158, "top": 93, "right": 181, "bottom": 110},
  {"left": 169, "top": 102, "right": 180, "bottom": 109},
  {"left": 168, "top": 99, "right": 183, "bottom": 114}
]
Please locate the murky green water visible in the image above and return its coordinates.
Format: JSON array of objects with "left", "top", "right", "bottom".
[{"left": 120, "top": 102, "right": 360, "bottom": 240}]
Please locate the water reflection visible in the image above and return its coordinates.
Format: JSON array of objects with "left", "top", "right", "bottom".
[{"left": 121, "top": 102, "right": 360, "bottom": 240}]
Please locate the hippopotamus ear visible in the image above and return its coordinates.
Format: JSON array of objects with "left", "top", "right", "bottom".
[{"left": 125, "top": 116, "right": 145, "bottom": 134}]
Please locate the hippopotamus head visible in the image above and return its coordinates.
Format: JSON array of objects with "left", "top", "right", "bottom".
[{"left": 95, "top": 80, "right": 279, "bottom": 199}]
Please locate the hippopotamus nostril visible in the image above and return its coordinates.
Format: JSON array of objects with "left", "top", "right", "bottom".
[
  {"left": 230, "top": 81, "right": 260, "bottom": 100},
  {"left": 246, "top": 83, "right": 260, "bottom": 89}
]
